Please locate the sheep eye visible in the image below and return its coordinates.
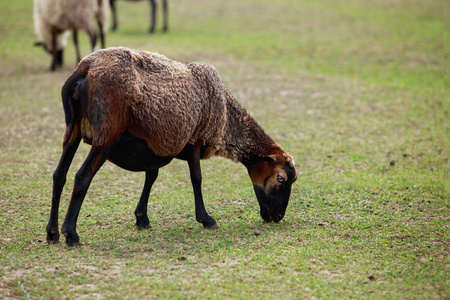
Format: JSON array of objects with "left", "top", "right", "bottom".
[{"left": 277, "top": 174, "right": 286, "bottom": 183}]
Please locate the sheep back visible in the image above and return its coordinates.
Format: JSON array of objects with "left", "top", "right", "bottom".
[{"left": 78, "top": 47, "right": 228, "bottom": 158}]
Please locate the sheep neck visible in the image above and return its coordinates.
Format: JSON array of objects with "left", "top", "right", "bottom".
[{"left": 222, "top": 90, "right": 281, "bottom": 167}]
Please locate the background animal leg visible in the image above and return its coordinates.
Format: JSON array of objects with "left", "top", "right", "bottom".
[
  {"left": 88, "top": 29, "right": 97, "bottom": 52},
  {"left": 162, "top": 0, "right": 168, "bottom": 32},
  {"left": 98, "top": 21, "right": 106, "bottom": 48},
  {"left": 148, "top": 0, "right": 156, "bottom": 33},
  {"left": 187, "top": 143, "right": 219, "bottom": 229},
  {"left": 72, "top": 30, "right": 81, "bottom": 64},
  {"left": 134, "top": 169, "right": 159, "bottom": 229},
  {"left": 46, "top": 128, "right": 82, "bottom": 244},
  {"left": 61, "top": 146, "right": 109, "bottom": 246},
  {"left": 50, "top": 29, "right": 58, "bottom": 71},
  {"left": 56, "top": 49, "right": 63, "bottom": 67},
  {"left": 109, "top": 0, "right": 118, "bottom": 31}
]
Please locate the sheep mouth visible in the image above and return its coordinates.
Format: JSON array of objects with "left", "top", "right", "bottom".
[
  {"left": 253, "top": 185, "right": 289, "bottom": 223},
  {"left": 261, "top": 209, "right": 285, "bottom": 223}
]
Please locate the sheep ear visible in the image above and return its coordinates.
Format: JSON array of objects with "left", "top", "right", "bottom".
[
  {"left": 34, "top": 41, "right": 43, "bottom": 47},
  {"left": 263, "top": 155, "right": 277, "bottom": 164}
]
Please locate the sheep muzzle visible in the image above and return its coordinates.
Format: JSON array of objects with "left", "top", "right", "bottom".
[{"left": 253, "top": 184, "right": 291, "bottom": 223}]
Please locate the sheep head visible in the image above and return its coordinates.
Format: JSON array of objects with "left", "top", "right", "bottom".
[
  {"left": 247, "top": 152, "right": 297, "bottom": 223},
  {"left": 34, "top": 41, "right": 64, "bottom": 67}
]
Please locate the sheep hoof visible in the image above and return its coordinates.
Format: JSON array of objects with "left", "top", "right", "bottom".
[
  {"left": 135, "top": 214, "right": 151, "bottom": 229},
  {"left": 136, "top": 223, "right": 152, "bottom": 230},
  {"left": 46, "top": 230, "right": 60, "bottom": 244},
  {"left": 62, "top": 231, "right": 82, "bottom": 247},
  {"left": 208, "top": 223, "right": 220, "bottom": 229},
  {"left": 65, "top": 238, "right": 83, "bottom": 247},
  {"left": 202, "top": 219, "right": 219, "bottom": 229}
]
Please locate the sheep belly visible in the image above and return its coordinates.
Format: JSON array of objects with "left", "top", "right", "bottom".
[{"left": 107, "top": 135, "right": 173, "bottom": 172}]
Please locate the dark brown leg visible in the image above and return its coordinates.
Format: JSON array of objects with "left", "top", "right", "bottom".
[
  {"left": 72, "top": 30, "right": 81, "bottom": 64},
  {"left": 135, "top": 169, "right": 159, "bottom": 229},
  {"left": 88, "top": 29, "right": 97, "bottom": 53},
  {"left": 109, "top": 0, "right": 118, "bottom": 31},
  {"left": 185, "top": 142, "right": 218, "bottom": 229},
  {"left": 98, "top": 20, "right": 106, "bottom": 49},
  {"left": 46, "top": 123, "right": 82, "bottom": 244},
  {"left": 148, "top": 0, "right": 156, "bottom": 33},
  {"left": 50, "top": 29, "right": 58, "bottom": 71},
  {"left": 162, "top": 0, "right": 168, "bottom": 32},
  {"left": 56, "top": 49, "right": 63, "bottom": 67},
  {"left": 61, "top": 146, "right": 109, "bottom": 246}
]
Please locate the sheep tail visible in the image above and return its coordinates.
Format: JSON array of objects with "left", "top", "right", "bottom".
[
  {"left": 60, "top": 63, "right": 90, "bottom": 146},
  {"left": 62, "top": 63, "right": 90, "bottom": 122}
]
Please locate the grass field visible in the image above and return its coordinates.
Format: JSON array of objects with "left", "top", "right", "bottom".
[{"left": 0, "top": 0, "right": 448, "bottom": 298}]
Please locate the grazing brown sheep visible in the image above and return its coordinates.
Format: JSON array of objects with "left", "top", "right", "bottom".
[
  {"left": 33, "top": 0, "right": 110, "bottom": 71},
  {"left": 47, "top": 47, "right": 297, "bottom": 246}
]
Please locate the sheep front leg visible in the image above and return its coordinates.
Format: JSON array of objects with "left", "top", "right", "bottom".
[
  {"left": 187, "top": 143, "right": 219, "bottom": 229},
  {"left": 134, "top": 169, "right": 159, "bottom": 229}
]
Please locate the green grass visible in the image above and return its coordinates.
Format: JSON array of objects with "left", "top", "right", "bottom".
[{"left": 0, "top": 0, "right": 448, "bottom": 298}]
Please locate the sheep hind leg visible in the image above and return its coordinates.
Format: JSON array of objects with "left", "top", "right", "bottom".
[
  {"left": 46, "top": 124, "right": 82, "bottom": 244},
  {"left": 134, "top": 169, "right": 159, "bottom": 229},
  {"left": 61, "top": 146, "right": 110, "bottom": 246},
  {"left": 186, "top": 143, "right": 219, "bottom": 229}
]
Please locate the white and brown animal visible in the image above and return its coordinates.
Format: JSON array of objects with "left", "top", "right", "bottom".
[
  {"left": 33, "top": 0, "right": 110, "bottom": 71},
  {"left": 47, "top": 47, "right": 297, "bottom": 246}
]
